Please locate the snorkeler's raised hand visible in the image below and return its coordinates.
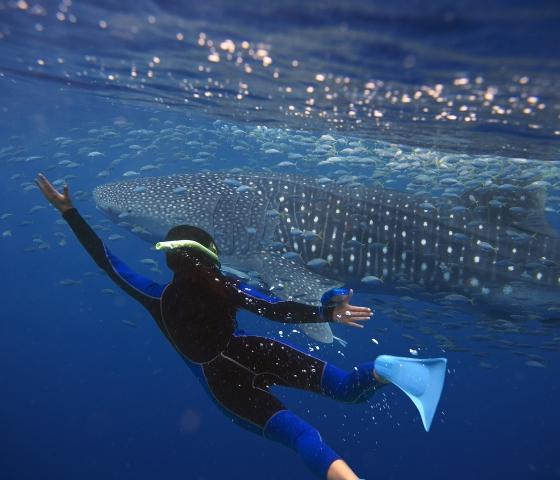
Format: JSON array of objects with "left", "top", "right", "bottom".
[
  {"left": 35, "top": 173, "right": 74, "bottom": 214},
  {"left": 331, "top": 288, "right": 373, "bottom": 328}
]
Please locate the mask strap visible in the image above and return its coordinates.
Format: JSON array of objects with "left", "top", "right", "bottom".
[{"left": 155, "top": 240, "right": 220, "bottom": 264}]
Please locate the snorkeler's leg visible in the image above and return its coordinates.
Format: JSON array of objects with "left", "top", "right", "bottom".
[
  {"left": 224, "top": 335, "right": 385, "bottom": 403},
  {"left": 321, "top": 361, "right": 387, "bottom": 403},
  {"left": 224, "top": 335, "right": 325, "bottom": 393},
  {"left": 201, "top": 351, "right": 360, "bottom": 479},
  {"left": 327, "top": 460, "right": 361, "bottom": 480},
  {"left": 264, "top": 409, "right": 359, "bottom": 480}
]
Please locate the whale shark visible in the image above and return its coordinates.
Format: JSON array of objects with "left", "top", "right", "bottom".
[{"left": 93, "top": 172, "right": 560, "bottom": 339}]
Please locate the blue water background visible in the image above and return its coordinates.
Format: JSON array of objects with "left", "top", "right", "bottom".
[
  {"left": 1, "top": 1, "right": 560, "bottom": 479},
  {"left": 1, "top": 94, "right": 558, "bottom": 480}
]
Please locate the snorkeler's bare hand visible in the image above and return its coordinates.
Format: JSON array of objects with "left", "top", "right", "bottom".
[
  {"left": 35, "top": 173, "right": 74, "bottom": 214},
  {"left": 331, "top": 288, "right": 373, "bottom": 328}
]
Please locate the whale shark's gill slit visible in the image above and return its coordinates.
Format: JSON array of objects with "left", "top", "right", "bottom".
[
  {"left": 316, "top": 187, "right": 333, "bottom": 265},
  {"left": 290, "top": 178, "right": 306, "bottom": 251},
  {"left": 421, "top": 208, "right": 434, "bottom": 286},
  {"left": 371, "top": 191, "right": 381, "bottom": 277},
  {"left": 316, "top": 191, "right": 332, "bottom": 259},
  {"left": 233, "top": 181, "right": 246, "bottom": 255},
  {"left": 247, "top": 178, "right": 267, "bottom": 255},
  {"left": 290, "top": 182, "right": 307, "bottom": 245},
  {"left": 259, "top": 177, "right": 279, "bottom": 252},
  {"left": 211, "top": 195, "right": 225, "bottom": 251},
  {"left": 236, "top": 178, "right": 266, "bottom": 255},
  {"left": 270, "top": 176, "right": 293, "bottom": 251},
  {"left": 213, "top": 187, "right": 236, "bottom": 256},
  {"left": 351, "top": 186, "right": 370, "bottom": 276}
]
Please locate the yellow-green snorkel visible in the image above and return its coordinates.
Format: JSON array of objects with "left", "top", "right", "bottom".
[{"left": 155, "top": 240, "right": 220, "bottom": 265}]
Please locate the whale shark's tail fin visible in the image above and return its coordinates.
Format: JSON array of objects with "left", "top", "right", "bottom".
[{"left": 374, "top": 355, "right": 447, "bottom": 432}]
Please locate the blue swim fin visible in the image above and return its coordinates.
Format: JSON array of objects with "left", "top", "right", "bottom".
[{"left": 374, "top": 355, "right": 447, "bottom": 432}]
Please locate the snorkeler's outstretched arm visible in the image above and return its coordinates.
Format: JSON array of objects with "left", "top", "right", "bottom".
[
  {"left": 35, "top": 173, "right": 165, "bottom": 309},
  {"left": 236, "top": 282, "right": 372, "bottom": 327}
]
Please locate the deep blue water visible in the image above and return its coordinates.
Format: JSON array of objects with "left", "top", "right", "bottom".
[{"left": 1, "top": 1, "right": 560, "bottom": 479}]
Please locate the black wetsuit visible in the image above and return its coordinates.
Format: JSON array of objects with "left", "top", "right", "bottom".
[{"left": 63, "top": 208, "right": 381, "bottom": 478}]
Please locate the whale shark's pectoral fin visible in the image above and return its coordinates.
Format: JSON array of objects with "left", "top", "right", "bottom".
[
  {"left": 221, "top": 251, "right": 341, "bottom": 343},
  {"left": 298, "top": 323, "right": 334, "bottom": 344}
]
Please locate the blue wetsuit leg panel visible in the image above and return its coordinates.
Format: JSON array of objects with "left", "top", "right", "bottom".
[
  {"left": 264, "top": 409, "right": 341, "bottom": 478},
  {"left": 321, "top": 362, "right": 380, "bottom": 403}
]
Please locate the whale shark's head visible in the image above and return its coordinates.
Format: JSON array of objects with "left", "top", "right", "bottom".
[
  {"left": 92, "top": 175, "right": 218, "bottom": 242},
  {"left": 93, "top": 180, "right": 137, "bottom": 222}
]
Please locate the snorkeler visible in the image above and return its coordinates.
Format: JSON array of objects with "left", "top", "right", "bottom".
[{"left": 36, "top": 172, "right": 447, "bottom": 480}]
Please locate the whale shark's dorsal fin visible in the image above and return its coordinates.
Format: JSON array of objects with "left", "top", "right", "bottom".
[
  {"left": 461, "top": 184, "right": 558, "bottom": 238},
  {"left": 510, "top": 189, "right": 558, "bottom": 237}
]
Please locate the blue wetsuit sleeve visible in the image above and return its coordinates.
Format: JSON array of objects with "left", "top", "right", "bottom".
[
  {"left": 62, "top": 208, "right": 165, "bottom": 309},
  {"left": 235, "top": 282, "right": 335, "bottom": 323}
]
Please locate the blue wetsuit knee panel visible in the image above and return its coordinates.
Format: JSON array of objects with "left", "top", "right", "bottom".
[
  {"left": 264, "top": 410, "right": 341, "bottom": 478},
  {"left": 321, "top": 362, "right": 378, "bottom": 403}
]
